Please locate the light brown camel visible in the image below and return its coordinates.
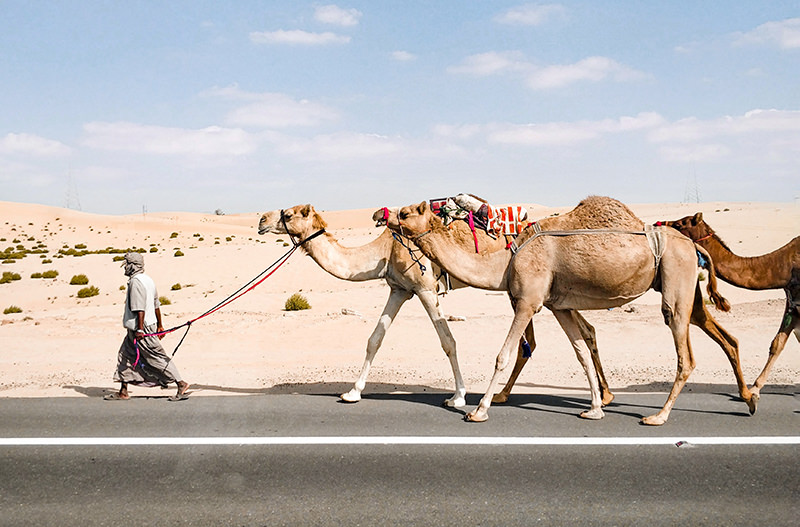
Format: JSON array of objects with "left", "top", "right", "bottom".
[
  {"left": 667, "top": 212, "right": 800, "bottom": 398},
  {"left": 258, "top": 204, "right": 467, "bottom": 407},
  {"left": 394, "top": 196, "right": 756, "bottom": 425},
  {"left": 374, "top": 206, "right": 615, "bottom": 406}
]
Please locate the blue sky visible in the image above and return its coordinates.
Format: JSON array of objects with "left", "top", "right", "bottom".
[{"left": 1, "top": 1, "right": 798, "bottom": 214}]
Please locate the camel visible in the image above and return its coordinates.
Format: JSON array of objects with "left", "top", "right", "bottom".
[
  {"left": 374, "top": 206, "right": 615, "bottom": 406},
  {"left": 667, "top": 212, "right": 800, "bottom": 398},
  {"left": 393, "top": 196, "right": 756, "bottom": 425},
  {"left": 258, "top": 204, "right": 468, "bottom": 407}
]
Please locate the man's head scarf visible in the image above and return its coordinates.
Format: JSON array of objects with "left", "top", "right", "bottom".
[{"left": 123, "top": 252, "right": 145, "bottom": 277}]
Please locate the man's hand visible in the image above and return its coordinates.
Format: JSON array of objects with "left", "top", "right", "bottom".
[{"left": 157, "top": 326, "right": 165, "bottom": 340}]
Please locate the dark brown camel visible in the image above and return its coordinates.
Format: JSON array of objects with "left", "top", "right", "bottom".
[{"left": 666, "top": 212, "right": 800, "bottom": 398}]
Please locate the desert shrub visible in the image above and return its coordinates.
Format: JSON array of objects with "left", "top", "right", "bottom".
[
  {"left": 42, "top": 270, "right": 59, "bottom": 279},
  {"left": 174, "top": 250, "right": 184, "bottom": 257},
  {"left": 1, "top": 271, "right": 22, "bottom": 284},
  {"left": 149, "top": 247, "right": 158, "bottom": 253},
  {"left": 70, "top": 274, "right": 89, "bottom": 285},
  {"left": 31, "top": 272, "right": 42, "bottom": 279},
  {"left": 74, "top": 243, "right": 87, "bottom": 249},
  {"left": 77, "top": 286, "right": 100, "bottom": 298},
  {"left": 4, "top": 305, "right": 22, "bottom": 314},
  {"left": 159, "top": 296, "right": 171, "bottom": 306},
  {"left": 285, "top": 293, "right": 311, "bottom": 311},
  {"left": 42, "top": 259, "right": 52, "bottom": 264},
  {"left": 171, "top": 283, "right": 182, "bottom": 290},
  {"left": 170, "top": 232, "right": 179, "bottom": 239}
]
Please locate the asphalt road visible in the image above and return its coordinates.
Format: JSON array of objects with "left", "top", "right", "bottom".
[{"left": 1, "top": 391, "right": 798, "bottom": 526}]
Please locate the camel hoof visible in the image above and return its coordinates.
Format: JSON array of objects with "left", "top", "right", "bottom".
[
  {"left": 579, "top": 408, "right": 604, "bottom": 420},
  {"left": 492, "top": 392, "right": 510, "bottom": 404},
  {"left": 641, "top": 414, "right": 667, "bottom": 426},
  {"left": 465, "top": 410, "right": 488, "bottom": 423},
  {"left": 339, "top": 390, "right": 361, "bottom": 403},
  {"left": 601, "top": 392, "right": 615, "bottom": 406},
  {"left": 444, "top": 395, "right": 467, "bottom": 408},
  {"left": 747, "top": 392, "right": 759, "bottom": 415}
]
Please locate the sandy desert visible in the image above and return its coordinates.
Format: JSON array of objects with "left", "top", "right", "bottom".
[{"left": 1, "top": 198, "right": 798, "bottom": 408}]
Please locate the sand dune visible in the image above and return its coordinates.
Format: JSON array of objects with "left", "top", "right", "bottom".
[{"left": 1, "top": 199, "right": 797, "bottom": 401}]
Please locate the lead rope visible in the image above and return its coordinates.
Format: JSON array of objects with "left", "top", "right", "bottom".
[
  {"left": 391, "top": 231, "right": 427, "bottom": 274},
  {"left": 132, "top": 225, "right": 325, "bottom": 368}
]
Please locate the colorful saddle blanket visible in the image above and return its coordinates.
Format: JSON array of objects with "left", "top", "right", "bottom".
[{"left": 430, "top": 194, "right": 528, "bottom": 238}]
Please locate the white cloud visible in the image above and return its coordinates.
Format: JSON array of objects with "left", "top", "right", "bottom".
[
  {"left": 277, "top": 132, "right": 405, "bottom": 160},
  {"left": 432, "top": 124, "right": 482, "bottom": 140},
  {"left": 447, "top": 51, "right": 530, "bottom": 76},
  {"left": 249, "top": 29, "right": 350, "bottom": 45},
  {"left": 0, "top": 133, "right": 71, "bottom": 156},
  {"left": 487, "top": 112, "right": 663, "bottom": 146},
  {"left": 494, "top": 3, "right": 566, "bottom": 26},
  {"left": 314, "top": 5, "right": 362, "bottom": 27},
  {"left": 391, "top": 50, "right": 417, "bottom": 62},
  {"left": 649, "top": 109, "right": 800, "bottom": 143},
  {"left": 229, "top": 95, "right": 338, "bottom": 129},
  {"left": 658, "top": 144, "right": 731, "bottom": 163},
  {"left": 734, "top": 17, "right": 800, "bottom": 49},
  {"left": 649, "top": 109, "right": 800, "bottom": 163},
  {"left": 527, "top": 56, "right": 648, "bottom": 89},
  {"left": 449, "top": 53, "right": 647, "bottom": 90},
  {"left": 203, "top": 87, "right": 339, "bottom": 129},
  {"left": 82, "top": 122, "right": 257, "bottom": 156}
]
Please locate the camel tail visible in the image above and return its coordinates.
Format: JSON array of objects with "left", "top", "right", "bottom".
[{"left": 696, "top": 244, "right": 731, "bottom": 312}]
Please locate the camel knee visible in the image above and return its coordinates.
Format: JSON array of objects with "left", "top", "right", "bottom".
[
  {"left": 495, "top": 352, "right": 513, "bottom": 372},
  {"left": 366, "top": 333, "right": 385, "bottom": 353},
  {"left": 661, "top": 304, "right": 674, "bottom": 326}
]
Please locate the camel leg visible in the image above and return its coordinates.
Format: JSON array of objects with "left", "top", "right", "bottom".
[
  {"left": 340, "top": 288, "right": 413, "bottom": 403},
  {"left": 751, "top": 297, "right": 799, "bottom": 398},
  {"left": 553, "top": 310, "right": 604, "bottom": 420},
  {"left": 494, "top": 312, "right": 614, "bottom": 405},
  {"left": 689, "top": 284, "right": 756, "bottom": 414},
  {"left": 466, "top": 304, "right": 535, "bottom": 422},
  {"left": 416, "top": 289, "right": 467, "bottom": 408},
  {"left": 572, "top": 311, "right": 614, "bottom": 405},
  {"left": 493, "top": 323, "right": 535, "bottom": 404},
  {"left": 641, "top": 300, "right": 695, "bottom": 426}
]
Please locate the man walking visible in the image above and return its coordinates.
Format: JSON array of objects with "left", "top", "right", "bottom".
[{"left": 105, "top": 252, "right": 190, "bottom": 401}]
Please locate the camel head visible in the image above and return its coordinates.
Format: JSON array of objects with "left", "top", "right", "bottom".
[
  {"left": 664, "top": 212, "right": 713, "bottom": 242},
  {"left": 372, "top": 207, "right": 401, "bottom": 229},
  {"left": 258, "top": 204, "right": 327, "bottom": 238},
  {"left": 393, "top": 201, "right": 441, "bottom": 237}
]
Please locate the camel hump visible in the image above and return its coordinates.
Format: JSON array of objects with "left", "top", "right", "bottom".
[{"left": 563, "top": 196, "right": 643, "bottom": 230}]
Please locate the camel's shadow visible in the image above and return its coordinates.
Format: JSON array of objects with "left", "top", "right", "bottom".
[{"left": 62, "top": 381, "right": 797, "bottom": 420}]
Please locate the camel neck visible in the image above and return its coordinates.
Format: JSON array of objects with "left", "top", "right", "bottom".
[
  {"left": 302, "top": 229, "right": 392, "bottom": 282},
  {"left": 698, "top": 234, "right": 779, "bottom": 290},
  {"left": 413, "top": 227, "right": 510, "bottom": 291}
]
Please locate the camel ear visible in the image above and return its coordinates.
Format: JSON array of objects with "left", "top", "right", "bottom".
[
  {"left": 417, "top": 201, "right": 429, "bottom": 214},
  {"left": 692, "top": 212, "right": 703, "bottom": 224},
  {"left": 299, "top": 204, "right": 313, "bottom": 217}
]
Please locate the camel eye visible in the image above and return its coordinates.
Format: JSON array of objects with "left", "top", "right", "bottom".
[{"left": 399, "top": 211, "right": 408, "bottom": 220}]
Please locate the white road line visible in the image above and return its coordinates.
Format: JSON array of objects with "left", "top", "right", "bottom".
[{"left": 1, "top": 436, "right": 799, "bottom": 446}]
